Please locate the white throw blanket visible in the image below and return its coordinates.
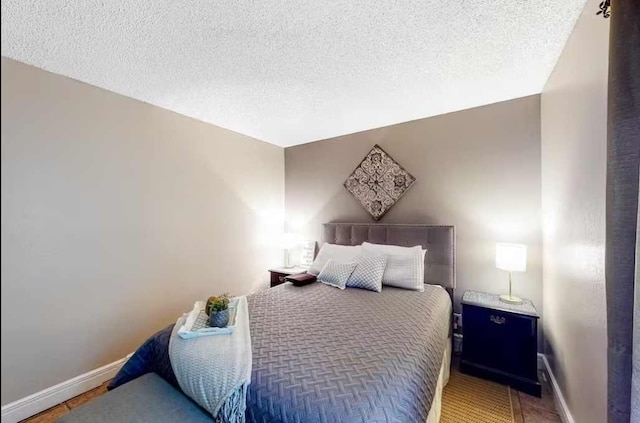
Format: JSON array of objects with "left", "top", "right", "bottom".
[{"left": 169, "top": 296, "right": 252, "bottom": 423}]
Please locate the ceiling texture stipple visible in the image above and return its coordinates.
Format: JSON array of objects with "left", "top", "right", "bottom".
[{"left": 1, "top": 0, "right": 587, "bottom": 147}]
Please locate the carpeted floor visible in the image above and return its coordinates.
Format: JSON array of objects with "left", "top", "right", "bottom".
[{"left": 442, "top": 370, "right": 523, "bottom": 423}]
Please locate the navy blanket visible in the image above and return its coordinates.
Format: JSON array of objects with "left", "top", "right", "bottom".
[{"left": 108, "top": 325, "right": 178, "bottom": 391}]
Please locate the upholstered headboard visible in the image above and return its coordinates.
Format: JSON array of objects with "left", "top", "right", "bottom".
[{"left": 321, "top": 223, "right": 456, "bottom": 290}]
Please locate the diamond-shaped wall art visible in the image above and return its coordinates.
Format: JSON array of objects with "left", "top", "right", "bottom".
[{"left": 344, "top": 145, "right": 416, "bottom": 220}]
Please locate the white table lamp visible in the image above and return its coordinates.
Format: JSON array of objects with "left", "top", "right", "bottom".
[
  {"left": 495, "top": 243, "right": 527, "bottom": 304},
  {"left": 280, "top": 233, "right": 302, "bottom": 268}
]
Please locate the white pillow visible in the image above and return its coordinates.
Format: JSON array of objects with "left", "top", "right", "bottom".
[
  {"left": 361, "top": 242, "right": 424, "bottom": 291},
  {"left": 420, "top": 249, "right": 427, "bottom": 284},
  {"left": 308, "top": 243, "right": 362, "bottom": 275},
  {"left": 317, "top": 259, "right": 357, "bottom": 290}
]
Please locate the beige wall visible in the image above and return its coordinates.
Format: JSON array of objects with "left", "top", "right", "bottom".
[
  {"left": 0, "top": 58, "right": 284, "bottom": 405},
  {"left": 285, "top": 95, "right": 543, "bottom": 338},
  {"left": 540, "top": 0, "right": 609, "bottom": 421}
]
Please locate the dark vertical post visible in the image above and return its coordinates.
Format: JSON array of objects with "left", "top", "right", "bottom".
[{"left": 606, "top": 0, "right": 640, "bottom": 422}]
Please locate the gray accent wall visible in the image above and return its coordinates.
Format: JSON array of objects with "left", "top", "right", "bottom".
[
  {"left": 284, "top": 95, "right": 543, "bottom": 344},
  {"left": 1, "top": 58, "right": 285, "bottom": 405},
  {"left": 540, "top": 0, "right": 609, "bottom": 421}
]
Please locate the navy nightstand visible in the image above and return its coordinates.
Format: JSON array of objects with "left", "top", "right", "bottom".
[{"left": 460, "top": 290, "right": 541, "bottom": 397}]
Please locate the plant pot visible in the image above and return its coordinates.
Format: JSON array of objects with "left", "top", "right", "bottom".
[{"left": 209, "top": 309, "right": 229, "bottom": 328}]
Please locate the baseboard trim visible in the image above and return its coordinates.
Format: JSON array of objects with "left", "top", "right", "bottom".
[
  {"left": 538, "top": 353, "right": 575, "bottom": 423},
  {"left": 1, "top": 354, "right": 132, "bottom": 423}
]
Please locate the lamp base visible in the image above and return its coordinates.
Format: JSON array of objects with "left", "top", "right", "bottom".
[
  {"left": 283, "top": 249, "right": 294, "bottom": 269},
  {"left": 499, "top": 294, "right": 523, "bottom": 305}
]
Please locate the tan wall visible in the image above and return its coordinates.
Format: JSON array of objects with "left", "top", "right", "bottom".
[
  {"left": 285, "top": 95, "right": 543, "bottom": 338},
  {"left": 0, "top": 58, "right": 284, "bottom": 405},
  {"left": 540, "top": 0, "right": 609, "bottom": 421}
]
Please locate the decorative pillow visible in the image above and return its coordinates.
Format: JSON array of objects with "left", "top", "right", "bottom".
[
  {"left": 346, "top": 253, "right": 387, "bottom": 292},
  {"left": 361, "top": 242, "right": 424, "bottom": 291},
  {"left": 308, "top": 243, "right": 362, "bottom": 275},
  {"left": 317, "top": 259, "right": 357, "bottom": 290}
]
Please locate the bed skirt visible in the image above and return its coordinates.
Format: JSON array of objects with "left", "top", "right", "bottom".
[{"left": 425, "top": 339, "right": 451, "bottom": 423}]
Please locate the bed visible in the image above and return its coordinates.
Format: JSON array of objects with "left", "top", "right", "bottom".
[{"left": 110, "top": 223, "right": 455, "bottom": 423}]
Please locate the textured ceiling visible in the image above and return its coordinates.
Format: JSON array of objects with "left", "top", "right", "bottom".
[{"left": 1, "top": 0, "right": 586, "bottom": 147}]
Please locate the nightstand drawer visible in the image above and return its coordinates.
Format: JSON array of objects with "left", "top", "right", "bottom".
[
  {"left": 270, "top": 272, "right": 286, "bottom": 287},
  {"left": 462, "top": 304, "right": 537, "bottom": 380},
  {"left": 464, "top": 306, "right": 535, "bottom": 338}
]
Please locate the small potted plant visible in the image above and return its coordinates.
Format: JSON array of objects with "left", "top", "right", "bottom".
[{"left": 206, "top": 293, "right": 230, "bottom": 328}]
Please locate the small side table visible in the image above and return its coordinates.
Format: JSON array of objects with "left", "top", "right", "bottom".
[
  {"left": 268, "top": 267, "right": 308, "bottom": 288},
  {"left": 460, "top": 290, "right": 541, "bottom": 397}
]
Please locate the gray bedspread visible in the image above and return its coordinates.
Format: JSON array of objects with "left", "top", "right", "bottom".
[
  {"left": 246, "top": 283, "right": 451, "bottom": 423},
  {"left": 110, "top": 282, "right": 452, "bottom": 423}
]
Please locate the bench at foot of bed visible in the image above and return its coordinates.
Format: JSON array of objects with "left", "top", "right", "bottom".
[{"left": 57, "top": 373, "right": 213, "bottom": 423}]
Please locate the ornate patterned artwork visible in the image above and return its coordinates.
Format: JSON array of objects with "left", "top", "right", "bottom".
[{"left": 344, "top": 145, "right": 416, "bottom": 220}]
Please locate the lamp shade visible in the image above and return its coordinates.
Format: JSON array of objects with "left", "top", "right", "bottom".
[
  {"left": 280, "top": 233, "right": 302, "bottom": 250},
  {"left": 495, "top": 243, "right": 527, "bottom": 272}
]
